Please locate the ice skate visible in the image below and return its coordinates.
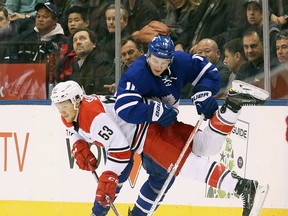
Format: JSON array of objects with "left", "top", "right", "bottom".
[
  {"left": 128, "top": 207, "right": 135, "bottom": 216},
  {"left": 249, "top": 184, "right": 269, "bottom": 216},
  {"left": 222, "top": 80, "right": 270, "bottom": 113},
  {"left": 234, "top": 175, "right": 269, "bottom": 216}
]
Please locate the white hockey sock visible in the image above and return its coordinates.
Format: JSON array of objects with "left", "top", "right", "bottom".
[
  {"left": 219, "top": 172, "right": 238, "bottom": 193},
  {"left": 218, "top": 106, "right": 241, "bottom": 124}
]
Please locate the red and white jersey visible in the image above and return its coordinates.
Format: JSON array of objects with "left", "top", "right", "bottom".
[{"left": 61, "top": 95, "right": 148, "bottom": 175}]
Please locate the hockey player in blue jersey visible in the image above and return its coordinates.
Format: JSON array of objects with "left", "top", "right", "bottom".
[{"left": 114, "top": 34, "right": 269, "bottom": 216}]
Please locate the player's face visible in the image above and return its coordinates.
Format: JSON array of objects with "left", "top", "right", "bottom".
[
  {"left": 68, "top": 13, "right": 89, "bottom": 35},
  {"left": 148, "top": 54, "right": 171, "bottom": 76},
  {"left": 55, "top": 100, "right": 77, "bottom": 123},
  {"left": 121, "top": 40, "right": 143, "bottom": 67},
  {"left": 276, "top": 38, "right": 288, "bottom": 63}
]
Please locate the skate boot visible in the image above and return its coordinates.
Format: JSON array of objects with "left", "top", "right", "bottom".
[
  {"left": 221, "top": 80, "right": 269, "bottom": 113},
  {"left": 128, "top": 207, "right": 136, "bottom": 216},
  {"left": 234, "top": 175, "right": 258, "bottom": 216}
]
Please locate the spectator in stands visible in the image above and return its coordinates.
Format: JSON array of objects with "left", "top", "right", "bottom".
[
  {"left": 5, "top": 0, "right": 47, "bottom": 33},
  {"left": 0, "top": 6, "right": 10, "bottom": 30},
  {"left": 0, "top": 5, "right": 17, "bottom": 40},
  {"left": 150, "top": 0, "right": 166, "bottom": 19},
  {"left": 0, "top": 6, "right": 18, "bottom": 61},
  {"left": 104, "top": 35, "right": 144, "bottom": 94},
  {"left": 50, "top": 0, "right": 83, "bottom": 35},
  {"left": 164, "top": 0, "right": 201, "bottom": 42},
  {"left": 121, "top": 0, "right": 160, "bottom": 34},
  {"left": 7, "top": 1, "right": 65, "bottom": 97},
  {"left": 269, "top": 0, "right": 288, "bottom": 30},
  {"left": 270, "top": 29, "right": 288, "bottom": 98},
  {"left": 238, "top": 26, "right": 267, "bottom": 89},
  {"left": 71, "top": 28, "right": 111, "bottom": 95},
  {"left": 222, "top": 38, "right": 248, "bottom": 97},
  {"left": 243, "top": 0, "right": 280, "bottom": 60},
  {"left": 8, "top": 2, "right": 64, "bottom": 63},
  {"left": 181, "top": 38, "right": 230, "bottom": 98},
  {"left": 83, "top": 0, "right": 113, "bottom": 41},
  {"left": 174, "top": 0, "right": 246, "bottom": 54},
  {"left": 55, "top": 5, "right": 89, "bottom": 82},
  {"left": 97, "top": 4, "right": 131, "bottom": 74}
]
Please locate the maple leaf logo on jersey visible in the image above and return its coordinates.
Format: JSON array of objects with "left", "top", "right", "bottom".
[{"left": 161, "top": 94, "right": 176, "bottom": 106}]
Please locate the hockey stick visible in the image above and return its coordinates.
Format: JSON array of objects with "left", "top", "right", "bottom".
[
  {"left": 89, "top": 166, "right": 121, "bottom": 216},
  {"left": 147, "top": 114, "right": 205, "bottom": 216}
]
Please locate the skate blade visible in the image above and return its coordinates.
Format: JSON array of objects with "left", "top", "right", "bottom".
[
  {"left": 231, "top": 80, "right": 270, "bottom": 100},
  {"left": 249, "top": 184, "right": 269, "bottom": 216}
]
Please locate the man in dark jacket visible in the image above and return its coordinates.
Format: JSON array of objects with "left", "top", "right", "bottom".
[
  {"left": 174, "top": 0, "right": 246, "bottom": 54},
  {"left": 8, "top": 2, "right": 64, "bottom": 63},
  {"left": 71, "top": 28, "right": 111, "bottom": 95}
]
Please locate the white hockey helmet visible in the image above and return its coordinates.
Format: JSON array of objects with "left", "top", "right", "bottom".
[{"left": 50, "top": 81, "right": 84, "bottom": 104}]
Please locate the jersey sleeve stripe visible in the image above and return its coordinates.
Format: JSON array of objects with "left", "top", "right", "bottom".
[
  {"left": 116, "top": 92, "right": 142, "bottom": 100},
  {"left": 192, "top": 61, "right": 212, "bottom": 86},
  {"left": 116, "top": 101, "right": 139, "bottom": 114}
]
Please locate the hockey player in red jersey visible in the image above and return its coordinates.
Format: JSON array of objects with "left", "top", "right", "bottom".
[{"left": 51, "top": 79, "right": 269, "bottom": 216}]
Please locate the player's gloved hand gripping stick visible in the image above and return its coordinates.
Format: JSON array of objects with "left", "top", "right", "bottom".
[
  {"left": 89, "top": 165, "right": 121, "bottom": 216},
  {"left": 147, "top": 114, "right": 205, "bottom": 216}
]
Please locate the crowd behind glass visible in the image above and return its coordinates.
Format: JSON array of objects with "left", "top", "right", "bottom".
[{"left": 0, "top": 0, "right": 287, "bottom": 100}]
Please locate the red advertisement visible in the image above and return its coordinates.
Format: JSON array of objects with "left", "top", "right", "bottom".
[{"left": 0, "top": 64, "right": 46, "bottom": 100}]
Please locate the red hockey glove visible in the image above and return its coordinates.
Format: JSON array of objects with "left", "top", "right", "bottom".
[
  {"left": 72, "top": 140, "right": 98, "bottom": 171},
  {"left": 96, "top": 171, "right": 119, "bottom": 206}
]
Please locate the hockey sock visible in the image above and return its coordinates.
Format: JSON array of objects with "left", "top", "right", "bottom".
[
  {"left": 209, "top": 108, "right": 240, "bottom": 136},
  {"left": 131, "top": 175, "right": 174, "bottom": 215},
  {"left": 92, "top": 199, "right": 110, "bottom": 216}
]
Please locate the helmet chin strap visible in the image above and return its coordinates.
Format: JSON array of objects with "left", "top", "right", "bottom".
[
  {"left": 73, "top": 104, "right": 80, "bottom": 122},
  {"left": 73, "top": 98, "right": 82, "bottom": 111}
]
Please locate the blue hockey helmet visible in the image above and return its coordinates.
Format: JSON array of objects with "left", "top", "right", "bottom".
[{"left": 147, "top": 34, "right": 174, "bottom": 60}]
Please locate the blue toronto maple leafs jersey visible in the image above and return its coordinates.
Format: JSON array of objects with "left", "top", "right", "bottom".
[{"left": 115, "top": 51, "right": 220, "bottom": 124}]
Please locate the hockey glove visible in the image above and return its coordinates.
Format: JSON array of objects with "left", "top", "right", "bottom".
[
  {"left": 96, "top": 171, "right": 119, "bottom": 206},
  {"left": 147, "top": 101, "right": 178, "bottom": 127},
  {"left": 191, "top": 91, "right": 218, "bottom": 119},
  {"left": 72, "top": 140, "right": 98, "bottom": 171}
]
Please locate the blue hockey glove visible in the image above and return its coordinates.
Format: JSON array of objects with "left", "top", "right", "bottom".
[
  {"left": 147, "top": 101, "right": 178, "bottom": 127},
  {"left": 191, "top": 91, "right": 218, "bottom": 119}
]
